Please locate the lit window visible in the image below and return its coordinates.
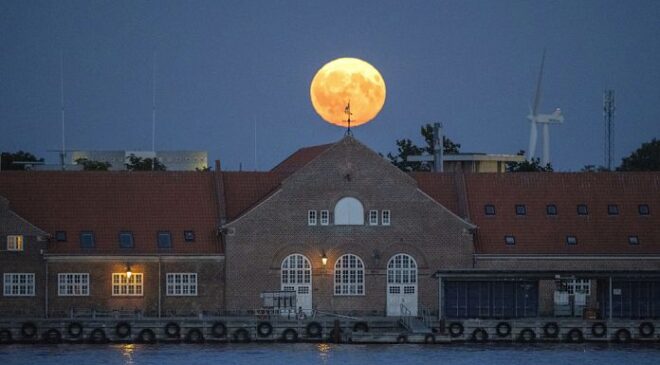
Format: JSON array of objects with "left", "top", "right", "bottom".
[
  {"left": 112, "top": 273, "right": 143, "bottom": 296},
  {"left": 546, "top": 204, "right": 557, "bottom": 216},
  {"left": 6, "top": 235, "right": 23, "bottom": 251},
  {"left": 334, "top": 254, "right": 365, "bottom": 296},
  {"left": 515, "top": 205, "right": 526, "bottom": 216},
  {"left": 566, "top": 235, "right": 577, "bottom": 245},
  {"left": 57, "top": 273, "right": 90, "bottom": 296},
  {"left": 334, "top": 197, "right": 365, "bottom": 225},
  {"left": 484, "top": 204, "right": 496, "bottom": 216},
  {"left": 629, "top": 236, "right": 639, "bottom": 245},
  {"left": 166, "top": 273, "right": 198, "bottom": 296},
  {"left": 638, "top": 204, "right": 650, "bottom": 216},
  {"left": 184, "top": 230, "right": 195, "bottom": 242},
  {"left": 565, "top": 279, "right": 590, "bottom": 295},
  {"left": 119, "top": 232, "right": 134, "bottom": 249},
  {"left": 608, "top": 204, "right": 619, "bottom": 215},
  {"left": 382, "top": 210, "right": 391, "bottom": 226},
  {"left": 577, "top": 204, "right": 588, "bottom": 216},
  {"left": 3, "top": 273, "right": 35, "bottom": 296},
  {"left": 80, "top": 232, "right": 95, "bottom": 248},
  {"left": 157, "top": 231, "right": 171, "bottom": 249},
  {"left": 308, "top": 210, "right": 317, "bottom": 226},
  {"left": 369, "top": 210, "right": 378, "bottom": 225},
  {"left": 505, "top": 235, "right": 516, "bottom": 245},
  {"left": 320, "top": 210, "right": 329, "bottom": 226},
  {"left": 55, "top": 231, "right": 67, "bottom": 242}
]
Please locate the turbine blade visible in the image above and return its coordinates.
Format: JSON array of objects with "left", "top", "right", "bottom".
[{"left": 531, "top": 48, "right": 546, "bottom": 116}]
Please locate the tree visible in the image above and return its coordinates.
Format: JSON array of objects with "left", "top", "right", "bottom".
[
  {"left": 75, "top": 158, "right": 112, "bottom": 171},
  {"left": 125, "top": 154, "right": 167, "bottom": 171},
  {"left": 581, "top": 165, "right": 609, "bottom": 172},
  {"left": 618, "top": 138, "right": 660, "bottom": 171},
  {"left": 506, "top": 157, "right": 554, "bottom": 172},
  {"left": 387, "top": 124, "right": 461, "bottom": 172},
  {"left": 1, "top": 151, "right": 44, "bottom": 170}
]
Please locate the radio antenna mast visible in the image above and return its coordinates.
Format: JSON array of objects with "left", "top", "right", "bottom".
[
  {"left": 151, "top": 52, "right": 157, "bottom": 170},
  {"left": 603, "top": 90, "right": 615, "bottom": 170},
  {"left": 60, "top": 51, "right": 66, "bottom": 170}
]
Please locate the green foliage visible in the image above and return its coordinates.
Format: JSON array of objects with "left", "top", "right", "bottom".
[
  {"left": 125, "top": 154, "right": 167, "bottom": 171},
  {"left": 1, "top": 151, "right": 44, "bottom": 170},
  {"left": 581, "top": 165, "right": 609, "bottom": 172},
  {"left": 75, "top": 158, "right": 112, "bottom": 171},
  {"left": 618, "top": 138, "right": 660, "bottom": 171},
  {"left": 387, "top": 124, "right": 461, "bottom": 172},
  {"left": 195, "top": 166, "right": 212, "bottom": 172},
  {"left": 506, "top": 157, "right": 554, "bottom": 172}
]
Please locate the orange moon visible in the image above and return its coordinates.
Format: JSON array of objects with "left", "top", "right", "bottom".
[{"left": 310, "top": 58, "right": 386, "bottom": 127}]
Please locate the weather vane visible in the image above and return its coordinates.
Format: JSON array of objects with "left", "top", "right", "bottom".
[{"left": 344, "top": 100, "right": 352, "bottom": 136}]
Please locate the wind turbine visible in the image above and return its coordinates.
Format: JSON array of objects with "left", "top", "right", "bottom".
[{"left": 527, "top": 49, "right": 564, "bottom": 166}]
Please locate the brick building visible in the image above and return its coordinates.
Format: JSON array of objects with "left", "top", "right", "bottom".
[{"left": 0, "top": 135, "right": 659, "bottom": 319}]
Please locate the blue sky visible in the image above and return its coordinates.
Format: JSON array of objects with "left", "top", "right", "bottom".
[{"left": 1, "top": 0, "right": 659, "bottom": 171}]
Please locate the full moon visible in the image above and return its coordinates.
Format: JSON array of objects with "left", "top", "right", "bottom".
[{"left": 310, "top": 58, "right": 386, "bottom": 128}]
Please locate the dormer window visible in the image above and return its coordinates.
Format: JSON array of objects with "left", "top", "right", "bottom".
[
  {"left": 577, "top": 204, "right": 588, "bottom": 216},
  {"left": 608, "top": 204, "right": 619, "bottom": 215},
  {"left": 515, "top": 205, "right": 527, "bottom": 216},
  {"left": 6, "top": 235, "right": 24, "bottom": 251},
  {"left": 369, "top": 210, "right": 378, "bottom": 225},
  {"left": 484, "top": 205, "right": 496, "bottom": 216},
  {"left": 80, "top": 232, "right": 95, "bottom": 249},
  {"left": 308, "top": 210, "right": 317, "bottom": 226},
  {"left": 334, "top": 197, "right": 364, "bottom": 225},
  {"left": 320, "top": 210, "right": 329, "bottom": 226}
]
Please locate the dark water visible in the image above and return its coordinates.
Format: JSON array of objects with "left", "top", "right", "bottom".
[{"left": 2, "top": 343, "right": 660, "bottom": 365}]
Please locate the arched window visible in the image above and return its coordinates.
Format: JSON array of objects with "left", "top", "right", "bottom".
[
  {"left": 334, "top": 197, "right": 364, "bottom": 225},
  {"left": 281, "top": 254, "right": 311, "bottom": 288},
  {"left": 334, "top": 254, "right": 365, "bottom": 295},
  {"left": 387, "top": 254, "right": 417, "bottom": 285}
]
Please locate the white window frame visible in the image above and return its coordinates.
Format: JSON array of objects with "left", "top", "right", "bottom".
[
  {"left": 3, "top": 273, "right": 35, "bottom": 296},
  {"left": 369, "top": 210, "right": 378, "bottom": 225},
  {"left": 566, "top": 279, "right": 591, "bottom": 295},
  {"left": 382, "top": 210, "right": 391, "bottom": 226},
  {"left": 6, "top": 235, "right": 24, "bottom": 251},
  {"left": 112, "top": 273, "right": 143, "bottom": 296},
  {"left": 334, "top": 254, "right": 365, "bottom": 296},
  {"left": 166, "top": 273, "right": 198, "bottom": 296},
  {"left": 58, "top": 273, "right": 90, "bottom": 296},
  {"left": 320, "top": 210, "right": 329, "bottom": 226},
  {"left": 308, "top": 210, "right": 317, "bottom": 226}
]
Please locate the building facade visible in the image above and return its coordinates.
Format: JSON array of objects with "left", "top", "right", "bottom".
[{"left": 0, "top": 136, "right": 659, "bottom": 319}]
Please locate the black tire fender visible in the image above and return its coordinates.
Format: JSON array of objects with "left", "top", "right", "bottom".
[
  {"left": 89, "top": 328, "right": 107, "bottom": 344},
  {"left": 448, "top": 322, "right": 464, "bottom": 338},
  {"left": 67, "top": 322, "right": 84, "bottom": 339},
  {"left": 591, "top": 322, "right": 607, "bottom": 338},
  {"left": 566, "top": 328, "right": 583, "bottom": 343},
  {"left": 186, "top": 328, "right": 204, "bottom": 343},
  {"left": 352, "top": 322, "right": 369, "bottom": 332},
  {"left": 519, "top": 328, "right": 536, "bottom": 343},
  {"left": 43, "top": 328, "right": 62, "bottom": 344},
  {"left": 424, "top": 333, "right": 435, "bottom": 344},
  {"left": 115, "top": 322, "right": 131, "bottom": 339},
  {"left": 138, "top": 329, "right": 156, "bottom": 344},
  {"left": 306, "top": 322, "right": 322, "bottom": 338},
  {"left": 396, "top": 334, "right": 408, "bottom": 343},
  {"left": 495, "top": 322, "right": 512, "bottom": 337},
  {"left": 281, "top": 328, "right": 298, "bottom": 343},
  {"left": 257, "top": 322, "right": 273, "bottom": 338},
  {"left": 164, "top": 322, "right": 180, "bottom": 339},
  {"left": 0, "top": 329, "right": 13, "bottom": 344},
  {"left": 639, "top": 322, "right": 655, "bottom": 338},
  {"left": 21, "top": 322, "right": 37, "bottom": 339},
  {"left": 472, "top": 328, "right": 488, "bottom": 343},
  {"left": 211, "top": 321, "right": 227, "bottom": 338},
  {"left": 543, "top": 322, "right": 560, "bottom": 338},
  {"left": 233, "top": 328, "right": 251, "bottom": 343},
  {"left": 616, "top": 328, "right": 632, "bottom": 343}
]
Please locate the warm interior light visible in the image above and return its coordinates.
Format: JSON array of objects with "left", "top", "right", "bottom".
[
  {"left": 126, "top": 263, "right": 132, "bottom": 279},
  {"left": 321, "top": 253, "right": 328, "bottom": 266}
]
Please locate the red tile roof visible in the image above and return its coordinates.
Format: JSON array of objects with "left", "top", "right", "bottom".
[
  {"left": 270, "top": 143, "right": 334, "bottom": 177},
  {"left": 221, "top": 171, "right": 282, "bottom": 220},
  {"left": 410, "top": 172, "right": 460, "bottom": 215},
  {"left": 462, "top": 172, "right": 660, "bottom": 254},
  {"left": 0, "top": 171, "right": 221, "bottom": 254}
]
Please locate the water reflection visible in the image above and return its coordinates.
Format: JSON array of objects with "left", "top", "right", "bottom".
[
  {"left": 118, "top": 343, "right": 135, "bottom": 365},
  {"left": 317, "top": 343, "right": 332, "bottom": 364}
]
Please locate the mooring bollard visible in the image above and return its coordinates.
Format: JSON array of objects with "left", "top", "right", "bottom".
[{"left": 333, "top": 319, "right": 341, "bottom": 343}]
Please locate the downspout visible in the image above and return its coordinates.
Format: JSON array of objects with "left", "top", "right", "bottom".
[
  {"left": 158, "top": 257, "right": 162, "bottom": 318},
  {"left": 44, "top": 253, "right": 48, "bottom": 318},
  {"left": 212, "top": 160, "right": 228, "bottom": 311}
]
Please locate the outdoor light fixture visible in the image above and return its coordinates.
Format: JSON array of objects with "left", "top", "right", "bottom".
[
  {"left": 321, "top": 252, "right": 328, "bottom": 266},
  {"left": 126, "top": 263, "right": 132, "bottom": 279}
]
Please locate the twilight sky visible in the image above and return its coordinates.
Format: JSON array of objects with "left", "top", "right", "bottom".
[{"left": 1, "top": 0, "right": 659, "bottom": 171}]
